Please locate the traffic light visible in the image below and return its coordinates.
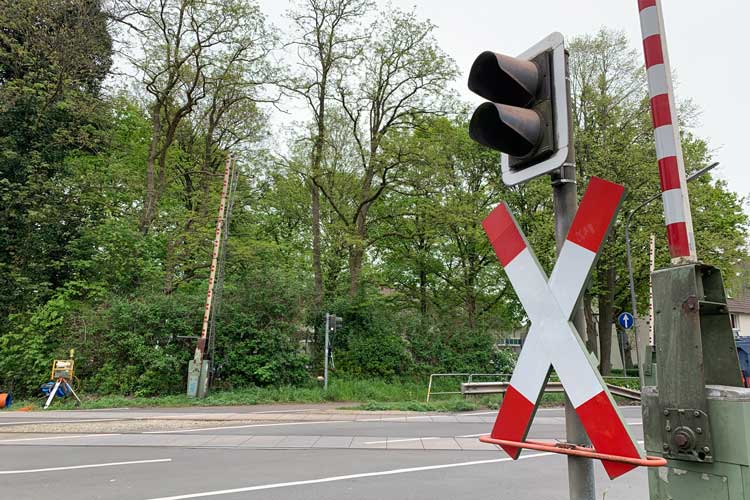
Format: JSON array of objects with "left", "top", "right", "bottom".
[
  {"left": 325, "top": 314, "right": 343, "bottom": 332},
  {"left": 468, "top": 32, "right": 569, "bottom": 186}
]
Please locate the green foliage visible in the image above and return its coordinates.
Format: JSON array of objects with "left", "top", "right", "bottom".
[
  {"left": 0, "top": 0, "right": 113, "bottom": 319},
  {"left": 0, "top": 293, "right": 75, "bottom": 395},
  {"left": 326, "top": 294, "right": 413, "bottom": 378},
  {"left": 1, "top": 2, "right": 747, "bottom": 403}
]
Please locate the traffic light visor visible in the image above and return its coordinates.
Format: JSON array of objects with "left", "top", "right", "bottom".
[
  {"left": 469, "top": 102, "right": 541, "bottom": 157},
  {"left": 468, "top": 51, "right": 539, "bottom": 107}
]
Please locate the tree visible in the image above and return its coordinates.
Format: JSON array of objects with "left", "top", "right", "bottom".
[
  {"left": 569, "top": 29, "right": 749, "bottom": 373},
  {"left": 111, "top": 0, "right": 273, "bottom": 234},
  {"left": 286, "top": 0, "right": 371, "bottom": 307},
  {"left": 0, "top": 0, "right": 113, "bottom": 317},
  {"left": 330, "top": 8, "right": 458, "bottom": 296}
]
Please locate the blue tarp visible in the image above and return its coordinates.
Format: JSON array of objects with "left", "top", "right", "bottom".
[{"left": 736, "top": 337, "right": 750, "bottom": 380}]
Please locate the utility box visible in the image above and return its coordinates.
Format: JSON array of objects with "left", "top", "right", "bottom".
[
  {"left": 643, "top": 264, "right": 750, "bottom": 500},
  {"left": 645, "top": 386, "right": 750, "bottom": 498}
]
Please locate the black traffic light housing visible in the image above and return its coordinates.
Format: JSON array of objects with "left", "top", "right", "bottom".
[
  {"left": 327, "top": 314, "right": 343, "bottom": 332},
  {"left": 467, "top": 33, "right": 569, "bottom": 186}
]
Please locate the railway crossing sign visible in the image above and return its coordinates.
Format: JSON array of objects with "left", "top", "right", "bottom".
[
  {"left": 483, "top": 177, "right": 644, "bottom": 479},
  {"left": 618, "top": 312, "right": 634, "bottom": 330}
]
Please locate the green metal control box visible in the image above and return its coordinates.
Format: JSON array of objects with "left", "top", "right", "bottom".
[{"left": 643, "top": 264, "right": 750, "bottom": 499}]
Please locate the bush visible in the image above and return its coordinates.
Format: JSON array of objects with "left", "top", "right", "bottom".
[
  {"left": 211, "top": 268, "right": 309, "bottom": 388},
  {"left": 326, "top": 293, "right": 413, "bottom": 378}
]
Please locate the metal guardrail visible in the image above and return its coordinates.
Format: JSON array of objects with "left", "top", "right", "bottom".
[
  {"left": 426, "top": 373, "right": 512, "bottom": 402},
  {"left": 460, "top": 381, "right": 642, "bottom": 401}
]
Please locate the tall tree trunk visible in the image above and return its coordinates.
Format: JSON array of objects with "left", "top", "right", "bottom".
[
  {"left": 140, "top": 106, "right": 162, "bottom": 234},
  {"left": 466, "top": 291, "right": 476, "bottom": 329},
  {"left": 348, "top": 245, "right": 364, "bottom": 297},
  {"left": 621, "top": 329, "right": 634, "bottom": 370},
  {"left": 348, "top": 205, "right": 368, "bottom": 297},
  {"left": 598, "top": 263, "right": 616, "bottom": 375},
  {"left": 310, "top": 78, "right": 326, "bottom": 308},
  {"left": 311, "top": 181, "right": 323, "bottom": 307},
  {"left": 583, "top": 292, "right": 598, "bottom": 355},
  {"left": 419, "top": 267, "right": 428, "bottom": 317},
  {"left": 465, "top": 265, "right": 477, "bottom": 328}
]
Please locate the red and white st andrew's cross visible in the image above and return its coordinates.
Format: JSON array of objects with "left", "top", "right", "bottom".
[{"left": 483, "top": 176, "right": 644, "bottom": 479}]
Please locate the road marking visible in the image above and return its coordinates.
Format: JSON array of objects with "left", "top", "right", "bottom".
[
  {"left": 143, "top": 413, "right": 448, "bottom": 434},
  {"left": 249, "top": 409, "right": 317, "bottom": 414},
  {"left": 359, "top": 415, "right": 433, "bottom": 422},
  {"left": 0, "top": 458, "right": 171, "bottom": 475},
  {"left": 456, "top": 433, "right": 485, "bottom": 438},
  {"left": 628, "top": 422, "right": 643, "bottom": 426},
  {"left": 0, "top": 433, "right": 120, "bottom": 443},
  {"left": 143, "top": 420, "right": 351, "bottom": 434},
  {"left": 145, "top": 452, "right": 554, "bottom": 500},
  {"left": 363, "top": 437, "right": 439, "bottom": 445},
  {"left": 0, "top": 418, "right": 122, "bottom": 426}
]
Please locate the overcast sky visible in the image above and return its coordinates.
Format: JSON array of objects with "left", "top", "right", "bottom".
[{"left": 258, "top": 0, "right": 749, "bottom": 202}]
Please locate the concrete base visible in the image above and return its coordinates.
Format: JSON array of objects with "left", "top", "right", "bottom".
[{"left": 186, "top": 359, "right": 211, "bottom": 398}]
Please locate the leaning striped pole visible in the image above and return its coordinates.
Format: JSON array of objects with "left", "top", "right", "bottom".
[
  {"left": 194, "top": 155, "right": 233, "bottom": 361},
  {"left": 638, "top": 0, "right": 697, "bottom": 264}
]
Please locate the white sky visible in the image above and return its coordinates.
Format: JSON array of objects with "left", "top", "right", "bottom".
[{"left": 259, "top": 0, "right": 749, "bottom": 201}]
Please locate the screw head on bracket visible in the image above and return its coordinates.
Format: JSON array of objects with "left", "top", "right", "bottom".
[
  {"left": 693, "top": 411, "right": 700, "bottom": 417},
  {"left": 663, "top": 410, "right": 670, "bottom": 416}
]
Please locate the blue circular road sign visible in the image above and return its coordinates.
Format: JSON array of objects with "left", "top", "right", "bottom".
[{"left": 618, "top": 312, "right": 634, "bottom": 330}]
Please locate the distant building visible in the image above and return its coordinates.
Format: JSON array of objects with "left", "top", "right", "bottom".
[
  {"left": 496, "top": 337, "right": 523, "bottom": 354},
  {"left": 727, "top": 296, "right": 750, "bottom": 337}
]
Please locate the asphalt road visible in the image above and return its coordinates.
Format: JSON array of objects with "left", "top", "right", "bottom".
[{"left": 0, "top": 405, "right": 647, "bottom": 500}]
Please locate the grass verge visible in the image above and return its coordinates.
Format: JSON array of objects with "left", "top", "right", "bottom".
[
  {"left": 5, "top": 378, "right": 429, "bottom": 411},
  {"left": 4, "top": 376, "right": 641, "bottom": 412}
]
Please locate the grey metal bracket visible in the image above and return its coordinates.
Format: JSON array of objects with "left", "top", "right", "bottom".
[{"left": 661, "top": 408, "right": 713, "bottom": 463}]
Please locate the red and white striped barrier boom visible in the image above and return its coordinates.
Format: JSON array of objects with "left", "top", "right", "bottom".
[{"left": 638, "top": 0, "right": 697, "bottom": 263}]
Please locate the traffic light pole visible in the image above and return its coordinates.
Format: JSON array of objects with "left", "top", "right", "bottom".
[{"left": 551, "top": 53, "right": 596, "bottom": 500}]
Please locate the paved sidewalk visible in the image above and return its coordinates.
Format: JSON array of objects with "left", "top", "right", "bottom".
[{"left": 0, "top": 431, "right": 503, "bottom": 451}]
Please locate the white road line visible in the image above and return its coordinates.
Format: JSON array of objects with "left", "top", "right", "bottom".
[
  {"left": 628, "top": 422, "right": 643, "bottom": 426},
  {"left": 456, "top": 433, "right": 485, "bottom": 438},
  {"left": 56, "top": 407, "right": 131, "bottom": 412},
  {"left": 143, "top": 420, "right": 350, "bottom": 434},
  {"left": 249, "top": 409, "right": 316, "bottom": 414},
  {"left": 144, "top": 452, "right": 554, "bottom": 500},
  {"left": 143, "top": 413, "right": 445, "bottom": 434},
  {"left": 363, "top": 437, "right": 439, "bottom": 445},
  {"left": 0, "top": 458, "right": 171, "bottom": 475},
  {"left": 359, "top": 415, "right": 433, "bottom": 422},
  {"left": 0, "top": 418, "right": 122, "bottom": 426},
  {"left": 0, "top": 433, "right": 120, "bottom": 443}
]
